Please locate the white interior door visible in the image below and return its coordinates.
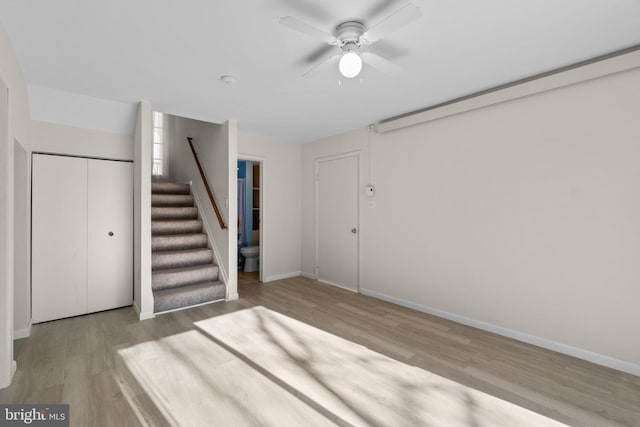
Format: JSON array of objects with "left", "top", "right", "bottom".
[
  {"left": 87, "top": 159, "right": 133, "bottom": 312},
  {"left": 32, "top": 154, "right": 88, "bottom": 323},
  {"left": 317, "top": 155, "right": 359, "bottom": 291}
]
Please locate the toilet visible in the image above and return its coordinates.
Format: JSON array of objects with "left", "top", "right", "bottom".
[{"left": 240, "top": 246, "right": 260, "bottom": 272}]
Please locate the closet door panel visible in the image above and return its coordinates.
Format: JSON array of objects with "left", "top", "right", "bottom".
[
  {"left": 87, "top": 159, "right": 133, "bottom": 312},
  {"left": 32, "top": 154, "right": 88, "bottom": 323}
]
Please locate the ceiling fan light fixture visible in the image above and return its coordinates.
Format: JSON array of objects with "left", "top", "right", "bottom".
[{"left": 338, "top": 51, "right": 362, "bottom": 78}]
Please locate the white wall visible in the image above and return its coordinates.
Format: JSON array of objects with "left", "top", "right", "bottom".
[
  {"left": 170, "top": 116, "right": 237, "bottom": 299},
  {"left": 302, "top": 64, "right": 640, "bottom": 374},
  {"left": 133, "top": 101, "right": 154, "bottom": 319},
  {"left": 31, "top": 120, "right": 134, "bottom": 160},
  {"left": 238, "top": 132, "right": 302, "bottom": 282},
  {"left": 0, "top": 21, "right": 31, "bottom": 389},
  {"left": 29, "top": 85, "right": 137, "bottom": 135},
  {"left": 12, "top": 141, "right": 29, "bottom": 338}
]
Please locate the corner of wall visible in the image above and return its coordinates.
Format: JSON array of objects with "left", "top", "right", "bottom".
[
  {"left": 13, "top": 321, "right": 31, "bottom": 340},
  {"left": 0, "top": 20, "right": 31, "bottom": 389},
  {"left": 133, "top": 300, "right": 155, "bottom": 321},
  {"left": 225, "top": 120, "right": 238, "bottom": 301},
  {"left": 133, "top": 101, "right": 153, "bottom": 320}
]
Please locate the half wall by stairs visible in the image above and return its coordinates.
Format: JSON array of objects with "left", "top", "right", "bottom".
[{"left": 151, "top": 182, "right": 226, "bottom": 313}]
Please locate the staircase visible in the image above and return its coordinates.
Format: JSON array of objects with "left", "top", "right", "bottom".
[{"left": 151, "top": 182, "right": 226, "bottom": 313}]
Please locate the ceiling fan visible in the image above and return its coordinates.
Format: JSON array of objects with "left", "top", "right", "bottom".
[{"left": 280, "top": 3, "right": 421, "bottom": 79}]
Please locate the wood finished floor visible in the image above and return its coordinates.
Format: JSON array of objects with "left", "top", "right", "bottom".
[{"left": 1, "top": 274, "right": 639, "bottom": 426}]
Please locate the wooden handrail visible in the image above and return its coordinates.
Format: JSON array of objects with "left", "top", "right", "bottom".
[{"left": 186, "top": 137, "right": 227, "bottom": 229}]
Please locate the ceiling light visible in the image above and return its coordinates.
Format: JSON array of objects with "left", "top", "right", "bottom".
[{"left": 338, "top": 51, "right": 362, "bottom": 79}]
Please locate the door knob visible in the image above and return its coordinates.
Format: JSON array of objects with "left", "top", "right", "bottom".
[
  {"left": 351, "top": 228, "right": 357, "bottom": 234},
  {"left": 108, "top": 232, "right": 114, "bottom": 237}
]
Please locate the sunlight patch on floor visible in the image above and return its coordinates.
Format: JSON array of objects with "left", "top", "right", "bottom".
[
  {"left": 115, "top": 306, "right": 568, "bottom": 426},
  {"left": 116, "top": 329, "right": 335, "bottom": 426},
  {"left": 195, "top": 306, "right": 568, "bottom": 427}
]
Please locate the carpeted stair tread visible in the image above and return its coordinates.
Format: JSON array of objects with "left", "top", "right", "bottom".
[
  {"left": 152, "top": 264, "right": 219, "bottom": 291},
  {"left": 152, "top": 206, "right": 198, "bottom": 221},
  {"left": 152, "top": 248, "right": 213, "bottom": 271},
  {"left": 152, "top": 233, "right": 208, "bottom": 252},
  {"left": 150, "top": 181, "right": 226, "bottom": 313},
  {"left": 152, "top": 194, "right": 194, "bottom": 207},
  {"left": 152, "top": 182, "right": 191, "bottom": 195},
  {"left": 153, "top": 281, "right": 225, "bottom": 313},
  {"left": 152, "top": 219, "right": 202, "bottom": 235}
]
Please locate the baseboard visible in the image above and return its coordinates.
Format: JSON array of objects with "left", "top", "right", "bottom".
[
  {"left": 139, "top": 312, "right": 155, "bottom": 320},
  {"left": 0, "top": 360, "right": 17, "bottom": 389},
  {"left": 264, "top": 271, "right": 301, "bottom": 282},
  {"left": 14, "top": 321, "right": 32, "bottom": 339},
  {"left": 301, "top": 271, "right": 316, "bottom": 280},
  {"left": 155, "top": 298, "right": 225, "bottom": 315},
  {"left": 360, "top": 288, "right": 640, "bottom": 377},
  {"left": 226, "top": 292, "right": 239, "bottom": 301},
  {"left": 133, "top": 301, "right": 155, "bottom": 321},
  {"left": 11, "top": 360, "right": 16, "bottom": 379},
  {"left": 318, "top": 279, "right": 358, "bottom": 293}
]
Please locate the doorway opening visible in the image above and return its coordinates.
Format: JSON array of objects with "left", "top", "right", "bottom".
[{"left": 237, "top": 159, "right": 262, "bottom": 282}]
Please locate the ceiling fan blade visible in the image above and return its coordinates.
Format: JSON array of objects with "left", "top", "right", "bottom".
[
  {"left": 369, "top": 39, "right": 408, "bottom": 60},
  {"left": 361, "top": 3, "right": 421, "bottom": 43},
  {"left": 302, "top": 44, "right": 336, "bottom": 65},
  {"left": 302, "top": 54, "right": 340, "bottom": 77},
  {"left": 362, "top": 52, "right": 402, "bottom": 74},
  {"left": 279, "top": 16, "right": 337, "bottom": 44},
  {"left": 362, "top": 0, "right": 406, "bottom": 22}
]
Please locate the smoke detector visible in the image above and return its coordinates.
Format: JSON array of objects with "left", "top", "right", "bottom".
[{"left": 220, "top": 75, "right": 238, "bottom": 85}]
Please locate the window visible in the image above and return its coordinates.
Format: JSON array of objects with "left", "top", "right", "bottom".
[{"left": 152, "top": 111, "right": 165, "bottom": 176}]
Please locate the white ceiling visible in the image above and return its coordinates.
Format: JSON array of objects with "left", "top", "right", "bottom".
[{"left": 1, "top": 0, "right": 639, "bottom": 143}]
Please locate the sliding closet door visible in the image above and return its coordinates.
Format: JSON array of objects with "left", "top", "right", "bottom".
[
  {"left": 32, "top": 154, "right": 88, "bottom": 323},
  {"left": 87, "top": 159, "right": 133, "bottom": 312}
]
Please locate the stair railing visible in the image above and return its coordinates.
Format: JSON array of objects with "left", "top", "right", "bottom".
[{"left": 186, "top": 137, "right": 227, "bottom": 229}]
